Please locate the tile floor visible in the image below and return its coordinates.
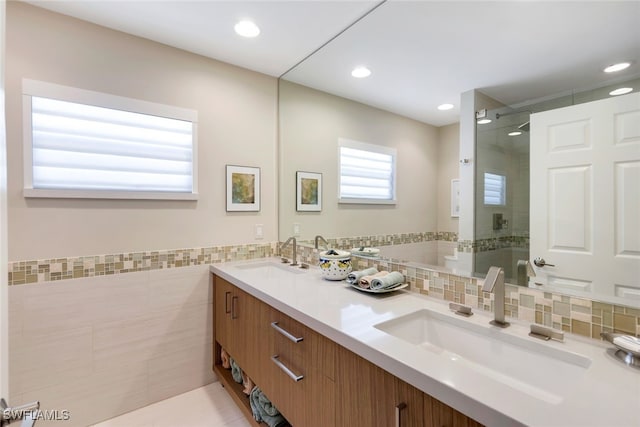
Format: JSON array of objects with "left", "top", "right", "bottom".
[{"left": 91, "top": 382, "right": 252, "bottom": 427}]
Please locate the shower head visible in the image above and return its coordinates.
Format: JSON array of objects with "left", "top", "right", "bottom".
[{"left": 518, "top": 121, "right": 530, "bottom": 132}]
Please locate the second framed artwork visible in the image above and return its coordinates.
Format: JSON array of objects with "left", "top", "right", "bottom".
[
  {"left": 226, "top": 165, "right": 260, "bottom": 212},
  {"left": 296, "top": 171, "right": 322, "bottom": 212}
]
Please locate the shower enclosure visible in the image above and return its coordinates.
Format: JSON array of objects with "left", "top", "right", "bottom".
[
  {"left": 472, "top": 76, "right": 640, "bottom": 284},
  {"left": 474, "top": 110, "right": 531, "bottom": 283}
]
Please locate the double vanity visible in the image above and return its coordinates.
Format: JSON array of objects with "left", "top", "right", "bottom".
[{"left": 210, "top": 258, "right": 639, "bottom": 426}]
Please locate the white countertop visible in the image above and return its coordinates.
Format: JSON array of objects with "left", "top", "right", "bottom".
[{"left": 211, "top": 258, "right": 640, "bottom": 427}]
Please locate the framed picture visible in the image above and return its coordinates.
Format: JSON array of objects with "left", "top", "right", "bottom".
[
  {"left": 226, "top": 165, "right": 260, "bottom": 212},
  {"left": 451, "top": 179, "right": 460, "bottom": 217},
  {"left": 296, "top": 171, "right": 322, "bottom": 212}
]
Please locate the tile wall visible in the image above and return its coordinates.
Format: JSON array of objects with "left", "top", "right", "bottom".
[
  {"left": 7, "top": 242, "right": 277, "bottom": 426},
  {"left": 6, "top": 235, "right": 639, "bottom": 427}
]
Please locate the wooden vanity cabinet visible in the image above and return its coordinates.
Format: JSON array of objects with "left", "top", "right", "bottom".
[
  {"left": 213, "top": 276, "right": 335, "bottom": 427},
  {"left": 213, "top": 274, "right": 483, "bottom": 427}
]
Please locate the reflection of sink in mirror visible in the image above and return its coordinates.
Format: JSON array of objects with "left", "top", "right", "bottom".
[
  {"left": 234, "top": 262, "right": 306, "bottom": 275},
  {"left": 374, "top": 309, "right": 591, "bottom": 404}
]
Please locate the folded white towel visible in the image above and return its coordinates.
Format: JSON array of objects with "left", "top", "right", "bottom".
[{"left": 613, "top": 335, "right": 640, "bottom": 353}]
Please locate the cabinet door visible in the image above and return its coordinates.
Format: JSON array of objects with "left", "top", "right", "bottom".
[
  {"left": 214, "top": 276, "right": 234, "bottom": 353},
  {"left": 336, "top": 345, "right": 422, "bottom": 427},
  {"left": 213, "top": 277, "right": 261, "bottom": 372},
  {"left": 395, "top": 376, "right": 424, "bottom": 427},
  {"left": 425, "top": 395, "right": 484, "bottom": 427}
]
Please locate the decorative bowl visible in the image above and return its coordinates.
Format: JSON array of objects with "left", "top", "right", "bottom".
[{"left": 318, "top": 249, "right": 352, "bottom": 280}]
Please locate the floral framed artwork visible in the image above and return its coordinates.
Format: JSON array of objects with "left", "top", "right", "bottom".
[
  {"left": 296, "top": 171, "right": 322, "bottom": 212},
  {"left": 226, "top": 165, "right": 260, "bottom": 212}
]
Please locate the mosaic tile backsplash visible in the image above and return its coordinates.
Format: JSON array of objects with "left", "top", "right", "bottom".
[
  {"left": 348, "top": 256, "right": 640, "bottom": 341},
  {"left": 8, "top": 231, "right": 639, "bottom": 343},
  {"left": 284, "top": 233, "right": 640, "bottom": 342},
  {"left": 8, "top": 242, "right": 277, "bottom": 285},
  {"left": 296, "top": 231, "right": 458, "bottom": 250}
]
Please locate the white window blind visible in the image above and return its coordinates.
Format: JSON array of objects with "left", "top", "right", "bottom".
[
  {"left": 23, "top": 80, "right": 198, "bottom": 200},
  {"left": 484, "top": 172, "right": 506, "bottom": 205},
  {"left": 339, "top": 139, "right": 396, "bottom": 204}
]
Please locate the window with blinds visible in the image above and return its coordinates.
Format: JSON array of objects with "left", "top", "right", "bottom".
[
  {"left": 339, "top": 138, "right": 396, "bottom": 204},
  {"left": 22, "top": 80, "right": 198, "bottom": 200},
  {"left": 484, "top": 172, "right": 506, "bottom": 205}
]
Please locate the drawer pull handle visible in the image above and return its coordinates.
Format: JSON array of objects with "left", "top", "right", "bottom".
[
  {"left": 224, "top": 291, "right": 231, "bottom": 314},
  {"left": 395, "top": 402, "right": 406, "bottom": 427},
  {"left": 271, "top": 322, "right": 304, "bottom": 343},
  {"left": 271, "top": 355, "right": 304, "bottom": 382},
  {"left": 231, "top": 296, "right": 239, "bottom": 319}
]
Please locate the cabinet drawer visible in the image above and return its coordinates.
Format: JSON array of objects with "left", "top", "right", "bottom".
[
  {"left": 261, "top": 352, "right": 335, "bottom": 427},
  {"left": 268, "top": 307, "right": 335, "bottom": 380}
]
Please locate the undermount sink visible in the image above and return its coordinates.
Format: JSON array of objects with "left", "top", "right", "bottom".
[
  {"left": 374, "top": 309, "right": 591, "bottom": 404},
  {"left": 234, "top": 261, "right": 307, "bottom": 275}
]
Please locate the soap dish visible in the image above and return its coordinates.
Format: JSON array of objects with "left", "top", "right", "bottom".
[{"left": 601, "top": 332, "right": 640, "bottom": 368}]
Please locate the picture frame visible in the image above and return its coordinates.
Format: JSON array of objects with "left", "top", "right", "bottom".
[
  {"left": 296, "top": 171, "right": 322, "bottom": 212},
  {"left": 451, "top": 178, "right": 460, "bottom": 217},
  {"left": 226, "top": 165, "right": 260, "bottom": 212}
]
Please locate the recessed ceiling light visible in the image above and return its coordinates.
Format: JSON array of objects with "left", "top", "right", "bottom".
[
  {"left": 609, "top": 87, "right": 633, "bottom": 96},
  {"left": 234, "top": 20, "right": 260, "bottom": 38},
  {"left": 351, "top": 66, "right": 371, "bottom": 78},
  {"left": 604, "top": 62, "right": 631, "bottom": 73},
  {"left": 508, "top": 131, "right": 522, "bottom": 136},
  {"left": 477, "top": 119, "right": 492, "bottom": 124},
  {"left": 437, "top": 103, "right": 454, "bottom": 111}
]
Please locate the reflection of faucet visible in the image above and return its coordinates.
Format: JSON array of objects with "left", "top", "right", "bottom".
[
  {"left": 314, "top": 235, "right": 329, "bottom": 251},
  {"left": 280, "top": 237, "right": 298, "bottom": 266},
  {"left": 482, "top": 266, "right": 510, "bottom": 328},
  {"left": 516, "top": 260, "right": 536, "bottom": 286}
]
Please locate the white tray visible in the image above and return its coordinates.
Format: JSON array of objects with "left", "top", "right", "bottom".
[{"left": 348, "top": 282, "right": 408, "bottom": 293}]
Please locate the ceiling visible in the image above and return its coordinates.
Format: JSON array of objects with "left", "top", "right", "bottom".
[{"left": 23, "top": 0, "right": 640, "bottom": 127}]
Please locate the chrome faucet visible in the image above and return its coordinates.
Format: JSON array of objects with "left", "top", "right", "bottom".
[
  {"left": 280, "top": 237, "right": 298, "bottom": 266},
  {"left": 482, "top": 266, "right": 510, "bottom": 328},
  {"left": 314, "top": 235, "right": 329, "bottom": 251}
]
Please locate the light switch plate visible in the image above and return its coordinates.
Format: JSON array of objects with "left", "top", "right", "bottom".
[
  {"left": 254, "top": 224, "right": 263, "bottom": 239},
  {"left": 293, "top": 223, "right": 300, "bottom": 236}
]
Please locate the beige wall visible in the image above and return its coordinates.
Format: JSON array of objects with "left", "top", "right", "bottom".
[
  {"left": 279, "top": 80, "right": 440, "bottom": 241},
  {"left": 437, "top": 123, "right": 459, "bottom": 233},
  {"left": 6, "top": 2, "right": 278, "bottom": 260}
]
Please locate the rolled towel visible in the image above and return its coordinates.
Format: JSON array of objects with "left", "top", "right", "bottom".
[
  {"left": 242, "top": 371, "right": 255, "bottom": 395},
  {"left": 249, "top": 386, "right": 290, "bottom": 427},
  {"left": 359, "top": 270, "right": 389, "bottom": 289},
  {"left": 370, "top": 271, "right": 405, "bottom": 290},
  {"left": 347, "top": 267, "right": 378, "bottom": 285},
  {"left": 230, "top": 358, "right": 243, "bottom": 384},
  {"left": 221, "top": 348, "right": 230, "bottom": 369}
]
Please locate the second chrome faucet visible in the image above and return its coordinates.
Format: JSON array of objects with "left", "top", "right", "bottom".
[
  {"left": 482, "top": 266, "right": 510, "bottom": 328},
  {"left": 280, "top": 236, "right": 298, "bottom": 266}
]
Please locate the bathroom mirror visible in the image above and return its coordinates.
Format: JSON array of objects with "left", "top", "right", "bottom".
[{"left": 277, "top": 1, "right": 640, "bottom": 307}]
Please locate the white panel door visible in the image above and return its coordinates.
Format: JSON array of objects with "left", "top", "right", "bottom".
[{"left": 530, "top": 92, "right": 640, "bottom": 301}]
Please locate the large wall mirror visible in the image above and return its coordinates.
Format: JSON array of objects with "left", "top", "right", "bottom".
[{"left": 278, "top": 1, "right": 640, "bottom": 307}]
